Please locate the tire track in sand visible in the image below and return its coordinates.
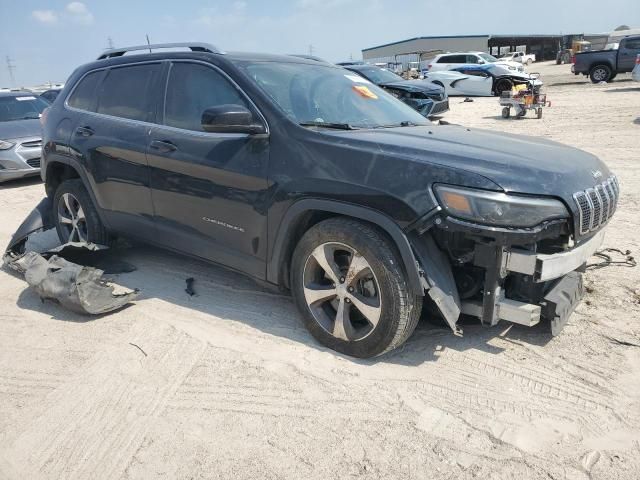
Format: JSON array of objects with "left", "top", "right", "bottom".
[{"left": 1, "top": 322, "right": 206, "bottom": 480}]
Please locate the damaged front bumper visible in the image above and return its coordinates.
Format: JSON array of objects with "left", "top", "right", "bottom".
[
  {"left": 3, "top": 197, "right": 139, "bottom": 315},
  {"left": 410, "top": 215, "right": 604, "bottom": 335}
]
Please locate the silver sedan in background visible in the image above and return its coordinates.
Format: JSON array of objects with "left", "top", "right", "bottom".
[{"left": 0, "top": 92, "right": 47, "bottom": 183}]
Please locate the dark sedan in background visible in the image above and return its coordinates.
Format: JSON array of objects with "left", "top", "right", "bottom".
[
  {"left": 0, "top": 92, "right": 46, "bottom": 183},
  {"left": 342, "top": 63, "right": 449, "bottom": 118}
]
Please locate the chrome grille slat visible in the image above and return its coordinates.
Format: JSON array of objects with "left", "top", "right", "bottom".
[{"left": 573, "top": 175, "right": 618, "bottom": 235}]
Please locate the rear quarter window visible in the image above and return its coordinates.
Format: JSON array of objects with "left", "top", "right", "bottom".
[{"left": 67, "top": 71, "right": 103, "bottom": 112}]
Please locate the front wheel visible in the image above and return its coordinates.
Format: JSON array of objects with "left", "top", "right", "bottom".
[
  {"left": 53, "top": 179, "right": 110, "bottom": 245},
  {"left": 501, "top": 107, "right": 511, "bottom": 118},
  {"left": 291, "top": 218, "right": 422, "bottom": 358}
]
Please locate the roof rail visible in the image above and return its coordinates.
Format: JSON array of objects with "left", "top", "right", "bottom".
[{"left": 97, "top": 42, "right": 222, "bottom": 60}]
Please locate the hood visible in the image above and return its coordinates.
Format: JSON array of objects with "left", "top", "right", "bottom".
[
  {"left": 0, "top": 119, "right": 42, "bottom": 140},
  {"left": 379, "top": 79, "right": 445, "bottom": 96},
  {"left": 324, "top": 125, "right": 610, "bottom": 202}
]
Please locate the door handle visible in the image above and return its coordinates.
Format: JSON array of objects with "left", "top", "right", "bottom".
[
  {"left": 75, "top": 126, "right": 94, "bottom": 137},
  {"left": 149, "top": 140, "right": 177, "bottom": 153}
]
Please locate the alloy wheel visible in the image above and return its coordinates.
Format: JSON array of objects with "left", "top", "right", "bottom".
[
  {"left": 302, "top": 242, "right": 382, "bottom": 342},
  {"left": 57, "top": 192, "right": 88, "bottom": 243},
  {"left": 593, "top": 68, "right": 607, "bottom": 82}
]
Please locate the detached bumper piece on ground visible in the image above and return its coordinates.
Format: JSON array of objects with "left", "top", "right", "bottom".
[{"left": 3, "top": 198, "right": 139, "bottom": 315}]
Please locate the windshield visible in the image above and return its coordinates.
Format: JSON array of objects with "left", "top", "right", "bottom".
[
  {"left": 0, "top": 95, "right": 49, "bottom": 122},
  {"left": 353, "top": 66, "right": 402, "bottom": 85},
  {"left": 240, "top": 62, "right": 430, "bottom": 129},
  {"left": 479, "top": 53, "right": 499, "bottom": 63}
]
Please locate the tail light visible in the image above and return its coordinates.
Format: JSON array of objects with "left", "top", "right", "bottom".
[
  {"left": 571, "top": 56, "right": 576, "bottom": 64},
  {"left": 636, "top": 54, "right": 640, "bottom": 65},
  {"left": 40, "top": 107, "right": 50, "bottom": 127},
  {"left": 427, "top": 64, "right": 432, "bottom": 69}
]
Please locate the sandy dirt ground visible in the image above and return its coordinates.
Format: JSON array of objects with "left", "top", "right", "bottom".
[{"left": 1, "top": 62, "right": 639, "bottom": 480}]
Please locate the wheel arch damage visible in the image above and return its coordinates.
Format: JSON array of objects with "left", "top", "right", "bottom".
[
  {"left": 3, "top": 197, "right": 138, "bottom": 315},
  {"left": 269, "top": 199, "right": 463, "bottom": 333}
]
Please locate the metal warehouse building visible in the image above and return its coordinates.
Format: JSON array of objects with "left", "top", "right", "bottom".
[{"left": 362, "top": 34, "right": 570, "bottom": 68}]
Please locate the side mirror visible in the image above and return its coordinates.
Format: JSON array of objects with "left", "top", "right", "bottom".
[{"left": 201, "top": 104, "right": 266, "bottom": 135}]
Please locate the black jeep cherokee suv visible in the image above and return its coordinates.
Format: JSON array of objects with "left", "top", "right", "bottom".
[{"left": 41, "top": 43, "right": 618, "bottom": 358}]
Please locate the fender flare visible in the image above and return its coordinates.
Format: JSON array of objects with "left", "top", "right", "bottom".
[
  {"left": 44, "top": 157, "right": 111, "bottom": 229},
  {"left": 267, "top": 199, "right": 425, "bottom": 296}
]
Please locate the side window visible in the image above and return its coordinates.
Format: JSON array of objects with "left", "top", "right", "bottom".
[
  {"left": 623, "top": 38, "right": 640, "bottom": 50},
  {"left": 96, "top": 64, "right": 160, "bottom": 122},
  {"left": 466, "top": 55, "right": 480, "bottom": 64},
  {"left": 436, "top": 56, "right": 451, "bottom": 63},
  {"left": 164, "top": 62, "right": 253, "bottom": 132},
  {"left": 447, "top": 55, "right": 467, "bottom": 64},
  {"left": 67, "top": 71, "right": 102, "bottom": 112}
]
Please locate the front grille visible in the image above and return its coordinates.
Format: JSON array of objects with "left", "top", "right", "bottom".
[
  {"left": 573, "top": 176, "right": 619, "bottom": 235},
  {"left": 430, "top": 100, "right": 449, "bottom": 115},
  {"left": 26, "top": 158, "right": 41, "bottom": 168},
  {"left": 20, "top": 139, "right": 42, "bottom": 149}
]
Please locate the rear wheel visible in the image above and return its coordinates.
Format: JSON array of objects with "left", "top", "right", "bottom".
[
  {"left": 537, "top": 108, "right": 543, "bottom": 119},
  {"left": 527, "top": 58, "right": 533, "bottom": 66},
  {"left": 589, "top": 65, "right": 612, "bottom": 83},
  {"left": 291, "top": 218, "right": 422, "bottom": 358},
  {"left": 54, "top": 179, "right": 110, "bottom": 245},
  {"left": 501, "top": 107, "right": 511, "bottom": 118}
]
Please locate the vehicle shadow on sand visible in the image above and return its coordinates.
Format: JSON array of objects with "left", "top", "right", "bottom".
[
  {"left": 605, "top": 87, "right": 640, "bottom": 93},
  {"left": 10, "top": 242, "right": 554, "bottom": 366},
  {"left": 0, "top": 176, "right": 42, "bottom": 190}
]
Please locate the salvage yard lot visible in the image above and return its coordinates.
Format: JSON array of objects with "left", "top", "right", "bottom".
[{"left": 1, "top": 62, "right": 640, "bottom": 479}]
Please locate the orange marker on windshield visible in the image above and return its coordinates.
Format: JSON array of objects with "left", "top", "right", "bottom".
[{"left": 352, "top": 85, "right": 378, "bottom": 99}]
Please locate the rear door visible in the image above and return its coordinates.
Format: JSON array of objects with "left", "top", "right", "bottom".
[
  {"left": 147, "top": 61, "right": 269, "bottom": 279},
  {"left": 67, "top": 62, "right": 162, "bottom": 238},
  {"left": 618, "top": 37, "right": 640, "bottom": 72}
]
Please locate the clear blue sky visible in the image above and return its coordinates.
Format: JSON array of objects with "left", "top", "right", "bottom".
[{"left": 1, "top": 0, "right": 638, "bottom": 86}]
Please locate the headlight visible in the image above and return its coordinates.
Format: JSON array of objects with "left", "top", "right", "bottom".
[
  {"left": 434, "top": 185, "right": 569, "bottom": 228},
  {"left": 0, "top": 140, "right": 15, "bottom": 150}
]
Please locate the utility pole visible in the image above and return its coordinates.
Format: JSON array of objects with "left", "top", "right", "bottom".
[
  {"left": 146, "top": 34, "right": 152, "bottom": 53},
  {"left": 308, "top": 44, "right": 314, "bottom": 57},
  {"left": 107, "top": 37, "right": 115, "bottom": 49},
  {"left": 6, "top": 56, "right": 16, "bottom": 87}
]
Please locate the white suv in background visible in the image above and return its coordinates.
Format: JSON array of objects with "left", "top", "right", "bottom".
[{"left": 427, "top": 52, "right": 524, "bottom": 73}]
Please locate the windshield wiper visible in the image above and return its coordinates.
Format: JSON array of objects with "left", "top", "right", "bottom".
[
  {"left": 299, "top": 121, "right": 358, "bottom": 130},
  {"left": 374, "top": 120, "right": 424, "bottom": 129}
]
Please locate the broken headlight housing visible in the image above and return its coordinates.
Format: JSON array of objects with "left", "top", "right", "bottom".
[{"left": 434, "top": 185, "right": 569, "bottom": 228}]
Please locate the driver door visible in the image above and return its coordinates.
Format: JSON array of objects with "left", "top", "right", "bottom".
[{"left": 147, "top": 61, "right": 270, "bottom": 279}]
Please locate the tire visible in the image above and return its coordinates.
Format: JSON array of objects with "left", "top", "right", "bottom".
[
  {"left": 537, "top": 108, "right": 543, "bottom": 119},
  {"left": 53, "top": 179, "right": 110, "bottom": 245},
  {"left": 494, "top": 78, "right": 513, "bottom": 96},
  {"left": 589, "top": 65, "right": 612, "bottom": 83},
  {"left": 291, "top": 217, "right": 422, "bottom": 358},
  {"left": 501, "top": 107, "right": 510, "bottom": 119},
  {"left": 527, "top": 58, "right": 533, "bottom": 66}
]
